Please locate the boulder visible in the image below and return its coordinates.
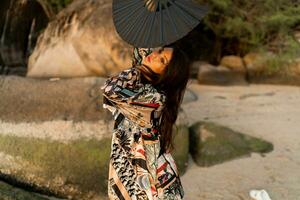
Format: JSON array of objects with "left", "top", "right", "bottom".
[
  {"left": 171, "top": 124, "right": 190, "bottom": 175},
  {"left": 181, "top": 88, "right": 198, "bottom": 104},
  {"left": 0, "top": 0, "right": 50, "bottom": 76},
  {"left": 189, "top": 121, "right": 273, "bottom": 167},
  {"left": 243, "top": 53, "right": 266, "bottom": 77},
  {"left": 170, "top": 89, "right": 197, "bottom": 175},
  {"left": 287, "top": 58, "right": 300, "bottom": 76},
  {"left": 0, "top": 180, "right": 51, "bottom": 200},
  {"left": 0, "top": 134, "right": 112, "bottom": 200},
  {"left": 0, "top": 75, "right": 113, "bottom": 199},
  {"left": 27, "top": 0, "right": 133, "bottom": 78},
  {"left": 220, "top": 55, "right": 246, "bottom": 73},
  {"left": 190, "top": 61, "right": 207, "bottom": 79},
  {"left": 197, "top": 63, "right": 248, "bottom": 86},
  {"left": 244, "top": 52, "right": 300, "bottom": 85},
  {"left": 293, "top": 30, "right": 300, "bottom": 44},
  {"left": 0, "top": 74, "right": 190, "bottom": 199},
  {"left": 0, "top": 75, "right": 108, "bottom": 123}
]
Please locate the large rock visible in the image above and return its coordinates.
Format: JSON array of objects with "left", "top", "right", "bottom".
[
  {"left": 287, "top": 58, "right": 300, "bottom": 76},
  {"left": 220, "top": 55, "right": 246, "bottom": 73},
  {"left": 0, "top": 74, "right": 190, "bottom": 199},
  {"left": 0, "top": 134, "right": 112, "bottom": 200},
  {"left": 0, "top": 74, "right": 114, "bottom": 199},
  {"left": 27, "top": 0, "right": 133, "bottom": 78},
  {"left": 243, "top": 53, "right": 266, "bottom": 77},
  {"left": 189, "top": 121, "right": 273, "bottom": 167},
  {"left": 190, "top": 61, "right": 207, "bottom": 79},
  {"left": 0, "top": 75, "right": 107, "bottom": 123},
  {"left": 170, "top": 124, "right": 190, "bottom": 175},
  {"left": 169, "top": 89, "right": 198, "bottom": 175},
  {"left": 293, "top": 29, "right": 300, "bottom": 44},
  {"left": 243, "top": 52, "right": 300, "bottom": 85},
  {"left": 0, "top": 180, "right": 51, "bottom": 200},
  {"left": 0, "top": 0, "right": 50, "bottom": 76},
  {"left": 197, "top": 63, "right": 248, "bottom": 85}
]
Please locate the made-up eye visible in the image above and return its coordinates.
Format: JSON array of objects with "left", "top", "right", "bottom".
[{"left": 160, "top": 58, "right": 165, "bottom": 64}]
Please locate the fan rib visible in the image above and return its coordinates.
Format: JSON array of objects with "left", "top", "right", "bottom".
[
  {"left": 132, "top": 11, "right": 152, "bottom": 46},
  {"left": 159, "top": 3, "right": 164, "bottom": 45},
  {"left": 175, "top": 0, "right": 207, "bottom": 20},
  {"left": 113, "top": 1, "right": 144, "bottom": 30},
  {"left": 165, "top": 2, "right": 180, "bottom": 40},
  {"left": 144, "top": 10, "right": 157, "bottom": 47},
  {"left": 118, "top": 5, "right": 147, "bottom": 41},
  {"left": 113, "top": 0, "right": 138, "bottom": 14},
  {"left": 125, "top": 6, "right": 155, "bottom": 45},
  {"left": 171, "top": 1, "right": 196, "bottom": 29},
  {"left": 112, "top": 0, "right": 208, "bottom": 47}
]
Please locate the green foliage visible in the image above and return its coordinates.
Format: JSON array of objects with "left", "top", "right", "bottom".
[
  {"left": 257, "top": 34, "right": 300, "bottom": 74},
  {"left": 48, "top": 0, "right": 74, "bottom": 13},
  {"left": 197, "top": 0, "right": 300, "bottom": 63}
]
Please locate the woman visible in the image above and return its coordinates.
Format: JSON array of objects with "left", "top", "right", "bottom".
[{"left": 101, "top": 41, "right": 191, "bottom": 200}]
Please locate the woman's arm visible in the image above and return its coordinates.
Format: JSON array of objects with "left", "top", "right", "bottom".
[
  {"left": 101, "top": 66, "right": 142, "bottom": 102},
  {"left": 101, "top": 66, "right": 162, "bottom": 127}
]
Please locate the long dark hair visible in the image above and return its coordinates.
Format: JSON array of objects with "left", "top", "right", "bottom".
[{"left": 139, "top": 42, "right": 191, "bottom": 155}]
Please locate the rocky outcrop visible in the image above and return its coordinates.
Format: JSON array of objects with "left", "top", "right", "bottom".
[
  {"left": 287, "top": 58, "right": 300, "bottom": 76},
  {"left": 0, "top": 0, "right": 50, "bottom": 76},
  {"left": 196, "top": 62, "right": 248, "bottom": 85},
  {"left": 243, "top": 52, "right": 300, "bottom": 85},
  {"left": 195, "top": 51, "right": 300, "bottom": 86},
  {"left": 243, "top": 53, "right": 265, "bottom": 77},
  {"left": 220, "top": 55, "right": 246, "bottom": 73},
  {"left": 27, "top": 0, "right": 133, "bottom": 78},
  {"left": 188, "top": 121, "right": 273, "bottom": 167},
  {"left": 0, "top": 75, "right": 107, "bottom": 123},
  {"left": 0, "top": 180, "right": 52, "bottom": 200},
  {"left": 170, "top": 125, "right": 190, "bottom": 174},
  {"left": 0, "top": 74, "right": 192, "bottom": 199},
  {"left": 0, "top": 75, "right": 113, "bottom": 199}
]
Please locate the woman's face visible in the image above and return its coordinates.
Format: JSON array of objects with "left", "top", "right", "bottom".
[{"left": 141, "top": 47, "right": 174, "bottom": 75}]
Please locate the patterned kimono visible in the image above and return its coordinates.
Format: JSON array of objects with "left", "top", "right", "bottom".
[{"left": 101, "top": 48, "right": 184, "bottom": 200}]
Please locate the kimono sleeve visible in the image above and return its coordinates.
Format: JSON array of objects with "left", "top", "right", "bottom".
[
  {"left": 101, "top": 67, "right": 161, "bottom": 127},
  {"left": 101, "top": 67, "right": 141, "bottom": 101}
]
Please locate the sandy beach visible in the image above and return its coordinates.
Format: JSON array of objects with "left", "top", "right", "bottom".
[{"left": 180, "top": 82, "right": 300, "bottom": 200}]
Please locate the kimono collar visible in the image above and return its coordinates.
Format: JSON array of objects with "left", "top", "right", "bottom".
[{"left": 132, "top": 47, "right": 153, "bottom": 67}]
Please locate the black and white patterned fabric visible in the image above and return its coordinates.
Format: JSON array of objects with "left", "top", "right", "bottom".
[{"left": 101, "top": 47, "right": 184, "bottom": 200}]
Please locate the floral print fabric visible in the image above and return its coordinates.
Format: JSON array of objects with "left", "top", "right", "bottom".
[{"left": 101, "top": 64, "right": 184, "bottom": 200}]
